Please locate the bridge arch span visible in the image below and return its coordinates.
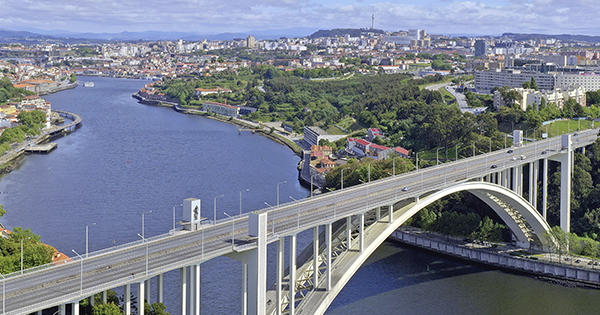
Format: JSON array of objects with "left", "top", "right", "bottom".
[{"left": 301, "top": 181, "right": 552, "bottom": 315}]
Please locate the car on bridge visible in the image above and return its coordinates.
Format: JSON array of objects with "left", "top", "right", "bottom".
[
  {"left": 402, "top": 186, "right": 410, "bottom": 191},
  {"left": 491, "top": 165, "right": 497, "bottom": 168},
  {"left": 511, "top": 156, "right": 517, "bottom": 161},
  {"left": 520, "top": 155, "right": 526, "bottom": 160},
  {"left": 507, "top": 149, "right": 513, "bottom": 154}
]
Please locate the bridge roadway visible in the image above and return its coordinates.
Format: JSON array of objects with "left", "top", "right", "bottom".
[{"left": 2, "top": 129, "right": 598, "bottom": 314}]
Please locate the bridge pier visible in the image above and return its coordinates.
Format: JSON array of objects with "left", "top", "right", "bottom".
[
  {"left": 313, "top": 226, "right": 319, "bottom": 287},
  {"left": 157, "top": 273, "right": 164, "bottom": 304},
  {"left": 289, "top": 234, "right": 297, "bottom": 315},
  {"left": 277, "top": 237, "right": 284, "bottom": 315},
  {"left": 549, "top": 135, "right": 573, "bottom": 232},
  {"left": 532, "top": 161, "right": 539, "bottom": 209},
  {"left": 542, "top": 158, "right": 548, "bottom": 219},
  {"left": 389, "top": 204, "right": 394, "bottom": 224},
  {"left": 125, "top": 284, "right": 131, "bottom": 315},
  {"left": 180, "top": 267, "right": 187, "bottom": 315},
  {"left": 139, "top": 281, "right": 145, "bottom": 315},
  {"left": 144, "top": 280, "right": 150, "bottom": 304},
  {"left": 73, "top": 300, "right": 79, "bottom": 315},
  {"left": 346, "top": 216, "right": 352, "bottom": 249},
  {"left": 359, "top": 213, "right": 365, "bottom": 252},
  {"left": 326, "top": 223, "right": 332, "bottom": 291}
]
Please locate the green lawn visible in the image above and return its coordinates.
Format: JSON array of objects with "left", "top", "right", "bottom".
[{"left": 542, "top": 119, "right": 595, "bottom": 138}]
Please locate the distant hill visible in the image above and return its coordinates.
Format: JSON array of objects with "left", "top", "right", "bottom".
[
  {"left": 309, "top": 28, "right": 385, "bottom": 39},
  {"left": 0, "top": 27, "right": 318, "bottom": 44},
  {"left": 502, "top": 33, "right": 600, "bottom": 43}
]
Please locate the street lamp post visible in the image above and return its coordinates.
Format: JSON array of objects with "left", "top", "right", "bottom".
[
  {"left": 326, "top": 188, "right": 337, "bottom": 218},
  {"left": 86, "top": 223, "right": 96, "bottom": 258},
  {"left": 214, "top": 195, "right": 224, "bottom": 223},
  {"left": 310, "top": 175, "right": 315, "bottom": 198},
  {"left": 436, "top": 147, "right": 445, "bottom": 165},
  {"left": 455, "top": 144, "right": 459, "bottom": 161},
  {"left": 21, "top": 237, "right": 31, "bottom": 274},
  {"left": 240, "top": 189, "right": 249, "bottom": 215},
  {"left": 277, "top": 181, "right": 286, "bottom": 208},
  {"left": 289, "top": 196, "right": 300, "bottom": 229},
  {"left": 172, "top": 203, "right": 182, "bottom": 234},
  {"left": 137, "top": 234, "right": 149, "bottom": 276},
  {"left": 142, "top": 211, "right": 152, "bottom": 240},
  {"left": 71, "top": 249, "right": 83, "bottom": 296},
  {"left": 223, "top": 212, "right": 235, "bottom": 249}
]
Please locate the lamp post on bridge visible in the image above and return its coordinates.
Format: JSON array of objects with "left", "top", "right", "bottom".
[
  {"left": 240, "top": 188, "right": 249, "bottom": 215},
  {"left": 137, "top": 234, "right": 149, "bottom": 276},
  {"left": 21, "top": 237, "right": 31, "bottom": 275},
  {"left": 86, "top": 223, "right": 96, "bottom": 258},
  {"left": 71, "top": 249, "right": 83, "bottom": 296},
  {"left": 214, "top": 194, "right": 224, "bottom": 223},
  {"left": 223, "top": 212, "right": 235, "bottom": 249},
  {"left": 172, "top": 203, "right": 182, "bottom": 235},
  {"left": 289, "top": 196, "right": 300, "bottom": 229},
  {"left": 436, "top": 147, "right": 445, "bottom": 165},
  {"left": 142, "top": 211, "right": 152, "bottom": 240},
  {"left": 277, "top": 181, "right": 286, "bottom": 208}
]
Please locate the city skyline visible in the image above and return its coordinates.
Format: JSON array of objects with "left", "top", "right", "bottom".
[{"left": 2, "top": 0, "right": 600, "bottom": 38}]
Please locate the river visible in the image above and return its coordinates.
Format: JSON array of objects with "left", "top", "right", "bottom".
[{"left": 2, "top": 76, "right": 600, "bottom": 314}]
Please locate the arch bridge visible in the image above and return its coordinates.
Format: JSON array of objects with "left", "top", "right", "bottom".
[{"left": 1, "top": 130, "right": 597, "bottom": 315}]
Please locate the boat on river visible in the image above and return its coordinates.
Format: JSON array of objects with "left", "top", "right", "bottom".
[{"left": 83, "top": 82, "right": 94, "bottom": 87}]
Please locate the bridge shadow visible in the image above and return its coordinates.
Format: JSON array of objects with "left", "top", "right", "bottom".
[{"left": 326, "top": 240, "right": 499, "bottom": 313}]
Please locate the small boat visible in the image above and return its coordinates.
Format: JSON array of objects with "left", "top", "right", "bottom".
[{"left": 83, "top": 82, "right": 94, "bottom": 87}]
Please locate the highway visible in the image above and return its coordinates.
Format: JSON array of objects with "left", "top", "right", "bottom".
[{"left": 1, "top": 129, "right": 598, "bottom": 314}]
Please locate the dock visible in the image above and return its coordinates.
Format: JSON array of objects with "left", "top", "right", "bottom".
[{"left": 25, "top": 143, "right": 58, "bottom": 154}]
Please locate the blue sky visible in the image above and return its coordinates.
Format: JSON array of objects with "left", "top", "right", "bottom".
[{"left": 1, "top": 0, "right": 599, "bottom": 36}]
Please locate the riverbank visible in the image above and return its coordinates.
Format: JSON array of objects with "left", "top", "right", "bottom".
[
  {"left": 132, "top": 92, "right": 304, "bottom": 156},
  {"left": 391, "top": 227, "right": 600, "bottom": 289}
]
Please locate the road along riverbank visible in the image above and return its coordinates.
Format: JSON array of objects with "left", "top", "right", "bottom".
[{"left": 392, "top": 227, "right": 600, "bottom": 289}]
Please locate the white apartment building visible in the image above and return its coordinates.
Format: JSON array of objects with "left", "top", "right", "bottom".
[
  {"left": 494, "top": 86, "right": 586, "bottom": 111},
  {"left": 475, "top": 70, "right": 555, "bottom": 93},
  {"left": 555, "top": 73, "right": 600, "bottom": 92}
]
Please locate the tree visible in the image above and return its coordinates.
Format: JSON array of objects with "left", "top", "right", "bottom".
[
  {"left": 544, "top": 226, "right": 568, "bottom": 262},
  {"left": 92, "top": 302, "right": 122, "bottom": 315},
  {"left": 530, "top": 77, "right": 538, "bottom": 91},
  {"left": 70, "top": 74, "right": 78, "bottom": 83}
]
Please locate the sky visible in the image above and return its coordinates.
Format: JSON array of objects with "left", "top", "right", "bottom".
[{"left": 2, "top": 0, "right": 600, "bottom": 36}]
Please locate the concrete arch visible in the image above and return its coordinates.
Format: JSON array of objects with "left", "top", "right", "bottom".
[{"left": 302, "top": 181, "right": 552, "bottom": 315}]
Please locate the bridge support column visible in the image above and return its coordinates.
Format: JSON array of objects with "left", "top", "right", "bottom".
[
  {"left": 518, "top": 166, "right": 524, "bottom": 196},
  {"left": 346, "top": 216, "right": 352, "bottom": 250},
  {"left": 542, "top": 158, "right": 548, "bottom": 219},
  {"left": 228, "top": 211, "right": 268, "bottom": 315},
  {"left": 289, "top": 234, "right": 297, "bottom": 315},
  {"left": 145, "top": 279, "right": 151, "bottom": 304},
  {"left": 193, "top": 264, "right": 201, "bottom": 315},
  {"left": 359, "top": 213, "right": 365, "bottom": 252},
  {"left": 139, "top": 281, "right": 145, "bottom": 315},
  {"left": 276, "top": 237, "right": 284, "bottom": 315},
  {"left": 388, "top": 204, "right": 394, "bottom": 224},
  {"left": 180, "top": 267, "right": 188, "bottom": 315},
  {"left": 497, "top": 171, "right": 502, "bottom": 185},
  {"left": 60, "top": 304, "right": 66, "bottom": 315},
  {"left": 528, "top": 163, "right": 534, "bottom": 204},
  {"left": 560, "top": 148, "right": 572, "bottom": 232},
  {"left": 157, "top": 273, "right": 164, "bottom": 304},
  {"left": 326, "top": 223, "right": 332, "bottom": 291},
  {"left": 532, "top": 161, "right": 539, "bottom": 209},
  {"left": 313, "top": 226, "right": 319, "bottom": 287},
  {"left": 73, "top": 301, "right": 79, "bottom": 315},
  {"left": 89, "top": 295, "right": 94, "bottom": 308},
  {"left": 242, "top": 263, "right": 248, "bottom": 315},
  {"left": 511, "top": 167, "right": 518, "bottom": 193},
  {"left": 376, "top": 207, "right": 381, "bottom": 222},
  {"left": 125, "top": 284, "right": 131, "bottom": 315},
  {"left": 103, "top": 290, "right": 108, "bottom": 304}
]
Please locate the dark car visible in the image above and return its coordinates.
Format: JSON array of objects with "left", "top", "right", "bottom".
[
  {"left": 541, "top": 151, "right": 547, "bottom": 154},
  {"left": 491, "top": 165, "right": 497, "bottom": 168},
  {"left": 507, "top": 149, "right": 513, "bottom": 154}
]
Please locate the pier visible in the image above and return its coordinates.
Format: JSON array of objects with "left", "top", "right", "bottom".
[{"left": 25, "top": 143, "right": 57, "bottom": 154}]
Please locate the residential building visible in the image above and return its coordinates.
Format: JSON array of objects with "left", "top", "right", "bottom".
[
  {"left": 195, "top": 86, "right": 232, "bottom": 97},
  {"left": 555, "top": 73, "right": 600, "bottom": 92},
  {"left": 474, "top": 40, "right": 488, "bottom": 57},
  {"left": 475, "top": 70, "right": 555, "bottom": 93},
  {"left": 303, "top": 126, "right": 346, "bottom": 147},
  {"left": 203, "top": 101, "right": 240, "bottom": 117},
  {"left": 494, "top": 86, "right": 586, "bottom": 111}
]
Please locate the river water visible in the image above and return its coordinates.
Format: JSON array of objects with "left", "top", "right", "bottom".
[{"left": 2, "top": 76, "right": 600, "bottom": 314}]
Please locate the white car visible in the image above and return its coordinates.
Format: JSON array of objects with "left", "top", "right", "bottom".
[
  {"left": 511, "top": 156, "right": 517, "bottom": 161},
  {"left": 402, "top": 186, "right": 410, "bottom": 191}
]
